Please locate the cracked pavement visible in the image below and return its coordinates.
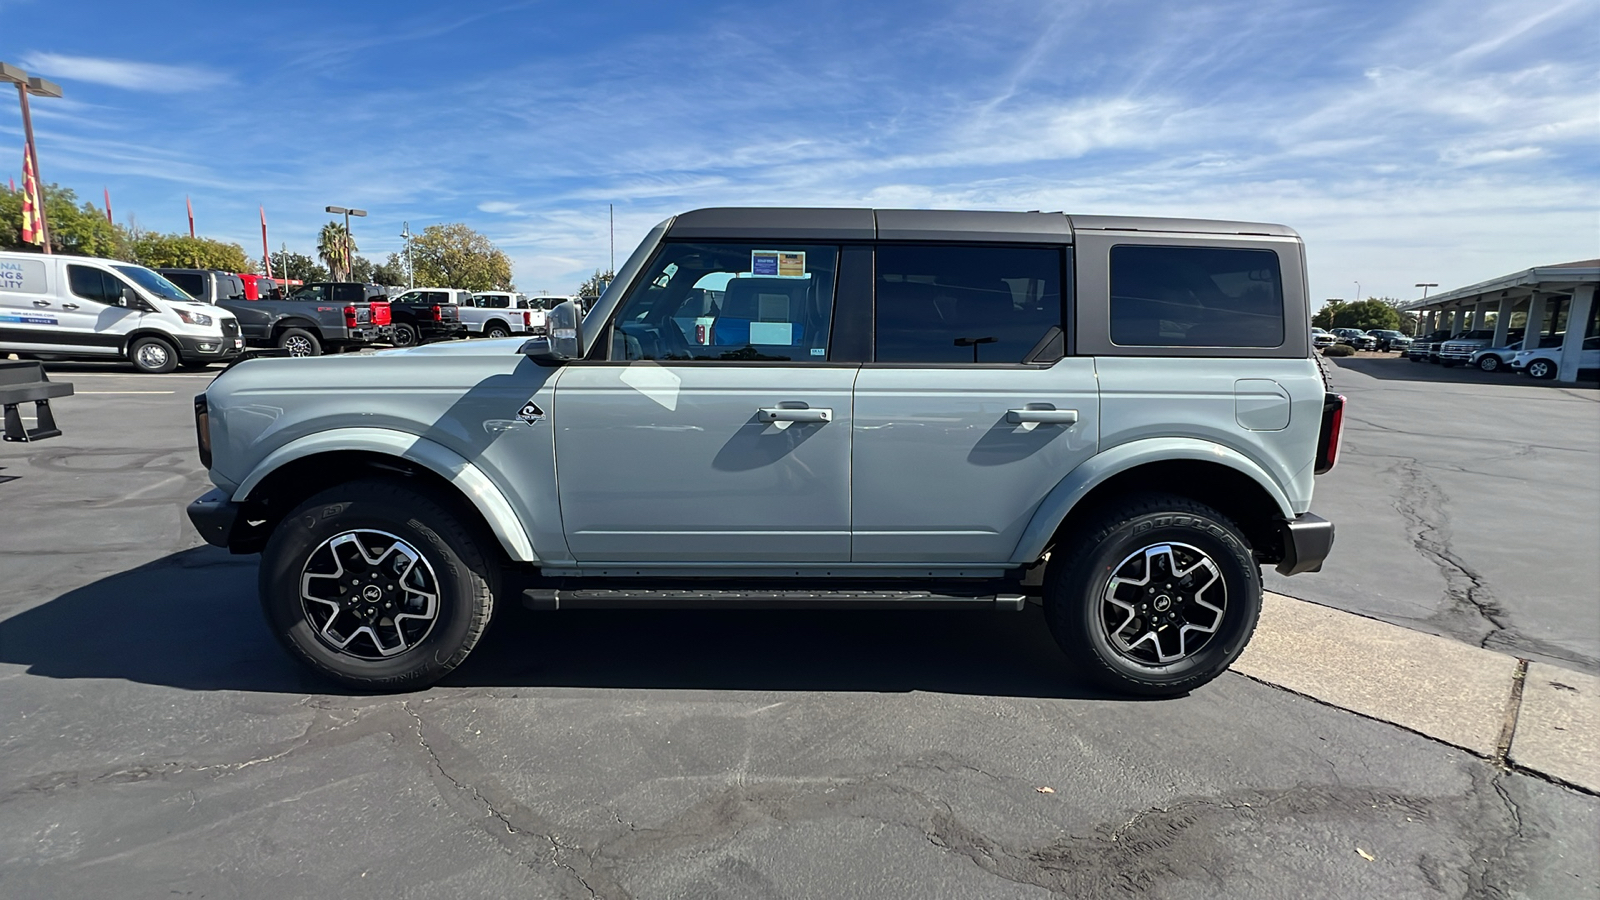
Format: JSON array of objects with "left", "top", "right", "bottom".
[
  {"left": 1265, "top": 356, "right": 1600, "bottom": 674},
  {"left": 1, "top": 364, "right": 1596, "bottom": 899}
]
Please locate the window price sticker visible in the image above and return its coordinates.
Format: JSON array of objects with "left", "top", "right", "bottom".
[{"left": 751, "top": 250, "right": 805, "bottom": 277}]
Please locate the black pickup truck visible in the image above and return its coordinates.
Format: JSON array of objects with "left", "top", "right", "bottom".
[{"left": 156, "top": 270, "right": 384, "bottom": 357}]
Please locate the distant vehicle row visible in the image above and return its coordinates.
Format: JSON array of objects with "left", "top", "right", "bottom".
[
  {"left": 1406, "top": 327, "right": 1597, "bottom": 379},
  {"left": 1311, "top": 327, "right": 1411, "bottom": 353}
]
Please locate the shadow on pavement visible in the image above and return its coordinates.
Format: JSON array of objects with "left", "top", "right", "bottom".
[
  {"left": 1332, "top": 354, "right": 1599, "bottom": 387},
  {"left": 0, "top": 547, "right": 1112, "bottom": 700}
]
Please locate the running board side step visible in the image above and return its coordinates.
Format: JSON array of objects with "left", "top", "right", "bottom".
[{"left": 522, "top": 588, "right": 1028, "bottom": 612}]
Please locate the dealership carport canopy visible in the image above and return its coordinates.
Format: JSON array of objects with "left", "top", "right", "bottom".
[{"left": 1401, "top": 260, "right": 1599, "bottom": 383}]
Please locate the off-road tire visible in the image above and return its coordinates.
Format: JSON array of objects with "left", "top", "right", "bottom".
[
  {"left": 1043, "top": 493, "right": 1263, "bottom": 698},
  {"left": 259, "top": 479, "right": 497, "bottom": 691}
]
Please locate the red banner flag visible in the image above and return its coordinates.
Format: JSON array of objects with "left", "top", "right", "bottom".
[
  {"left": 186, "top": 195, "right": 195, "bottom": 238},
  {"left": 20, "top": 145, "right": 44, "bottom": 247},
  {"left": 104, "top": 187, "right": 113, "bottom": 223}
]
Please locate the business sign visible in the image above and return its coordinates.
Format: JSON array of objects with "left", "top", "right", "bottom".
[{"left": 0, "top": 258, "right": 47, "bottom": 293}]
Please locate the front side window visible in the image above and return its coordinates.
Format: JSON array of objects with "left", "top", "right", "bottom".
[
  {"left": 875, "top": 245, "right": 1063, "bottom": 364},
  {"left": 1109, "top": 246, "right": 1284, "bottom": 348},
  {"left": 113, "top": 265, "right": 191, "bottom": 304},
  {"left": 606, "top": 243, "right": 838, "bottom": 361}
]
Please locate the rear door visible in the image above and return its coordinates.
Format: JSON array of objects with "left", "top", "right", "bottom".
[
  {"left": 0, "top": 256, "right": 68, "bottom": 349},
  {"left": 554, "top": 241, "right": 856, "bottom": 563},
  {"left": 851, "top": 243, "right": 1098, "bottom": 563}
]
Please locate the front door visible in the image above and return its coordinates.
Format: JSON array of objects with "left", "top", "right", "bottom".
[
  {"left": 554, "top": 241, "right": 855, "bottom": 563},
  {"left": 57, "top": 263, "right": 145, "bottom": 354},
  {"left": 852, "top": 243, "right": 1099, "bottom": 563}
]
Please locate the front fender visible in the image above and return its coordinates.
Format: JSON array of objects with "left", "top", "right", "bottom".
[
  {"left": 1010, "top": 437, "right": 1295, "bottom": 565},
  {"left": 233, "top": 427, "right": 537, "bottom": 562}
]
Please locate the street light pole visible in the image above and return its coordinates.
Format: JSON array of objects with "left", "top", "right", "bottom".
[
  {"left": 325, "top": 205, "right": 366, "bottom": 281},
  {"left": 1415, "top": 282, "right": 1437, "bottom": 299},
  {"left": 400, "top": 221, "right": 413, "bottom": 289},
  {"left": 1, "top": 62, "right": 64, "bottom": 254}
]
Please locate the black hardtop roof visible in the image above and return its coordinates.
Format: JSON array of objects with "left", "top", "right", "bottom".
[{"left": 664, "top": 208, "right": 1297, "bottom": 242}]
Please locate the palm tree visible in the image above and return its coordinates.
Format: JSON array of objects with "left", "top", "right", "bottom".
[{"left": 317, "top": 222, "right": 357, "bottom": 280}]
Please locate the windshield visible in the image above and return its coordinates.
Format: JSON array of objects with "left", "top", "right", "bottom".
[{"left": 112, "top": 265, "right": 194, "bottom": 303}]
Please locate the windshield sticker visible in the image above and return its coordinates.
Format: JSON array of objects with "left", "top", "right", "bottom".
[
  {"left": 517, "top": 400, "right": 545, "bottom": 425},
  {"left": 0, "top": 259, "right": 47, "bottom": 293},
  {"left": 751, "top": 250, "right": 805, "bottom": 278}
]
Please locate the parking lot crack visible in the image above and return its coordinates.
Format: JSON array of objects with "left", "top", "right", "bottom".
[{"left": 1388, "top": 458, "right": 1510, "bottom": 648}]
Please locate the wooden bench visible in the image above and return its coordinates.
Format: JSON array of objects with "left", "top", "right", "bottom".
[{"left": 0, "top": 360, "right": 74, "bottom": 442}]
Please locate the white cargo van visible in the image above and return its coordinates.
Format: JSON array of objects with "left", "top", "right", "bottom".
[{"left": 0, "top": 251, "right": 244, "bottom": 373}]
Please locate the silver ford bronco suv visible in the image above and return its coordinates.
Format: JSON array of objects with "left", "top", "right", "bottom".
[{"left": 187, "top": 208, "right": 1342, "bottom": 697}]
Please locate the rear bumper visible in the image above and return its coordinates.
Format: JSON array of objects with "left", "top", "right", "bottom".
[
  {"left": 187, "top": 488, "right": 240, "bottom": 548},
  {"left": 1275, "top": 513, "right": 1335, "bottom": 576}
]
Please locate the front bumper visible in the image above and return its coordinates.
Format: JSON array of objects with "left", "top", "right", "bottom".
[
  {"left": 175, "top": 334, "right": 247, "bottom": 359},
  {"left": 1275, "top": 513, "right": 1335, "bottom": 576},
  {"left": 187, "top": 488, "right": 240, "bottom": 548}
]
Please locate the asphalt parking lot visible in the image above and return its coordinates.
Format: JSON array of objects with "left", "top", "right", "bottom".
[{"left": 1, "top": 359, "right": 1597, "bottom": 899}]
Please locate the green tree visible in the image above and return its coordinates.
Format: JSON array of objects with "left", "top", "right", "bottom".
[
  {"left": 0, "top": 183, "right": 126, "bottom": 258},
  {"left": 371, "top": 253, "right": 408, "bottom": 286},
  {"left": 577, "top": 267, "right": 615, "bottom": 298},
  {"left": 130, "top": 233, "right": 256, "bottom": 272},
  {"left": 349, "top": 254, "right": 375, "bottom": 283},
  {"left": 269, "top": 250, "right": 330, "bottom": 284},
  {"left": 411, "top": 223, "right": 512, "bottom": 291},
  {"left": 1328, "top": 298, "right": 1403, "bottom": 332},
  {"left": 317, "top": 222, "right": 356, "bottom": 280}
]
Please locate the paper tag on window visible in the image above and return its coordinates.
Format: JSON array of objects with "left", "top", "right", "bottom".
[
  {"left": 752, "top": 250, "right": 805, "bottom": 277},
  {"left": 749, "top": 322, "right": 794, "bottom": 345}
]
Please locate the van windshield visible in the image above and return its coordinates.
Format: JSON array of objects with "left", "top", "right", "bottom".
[{"left": 112, "top": 265, "right": 193, "bottom": 303}]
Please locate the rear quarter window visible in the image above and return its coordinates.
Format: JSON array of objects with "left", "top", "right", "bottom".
[{"left": 1109, "top": 246, "right": 1284, "bottom": 348}]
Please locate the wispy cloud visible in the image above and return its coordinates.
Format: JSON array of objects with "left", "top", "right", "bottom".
[{"left": 18, "top": 52, "right": 228, "bottom": 93}]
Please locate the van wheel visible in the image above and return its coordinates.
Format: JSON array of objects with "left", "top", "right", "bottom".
[
  {"left": 392, "top": 323, "right": 419, "bottom": 347},
  {"left": 277, "top": 328, "right": 322, "bottom": 357},
  {"left": 1043, "top": 494, "right": 1262, "bottom": 698},
  {"left": 484, "top": 322, "right": 511, "bottom": 340},
  {"left": 129, "top": 336, "right": 179, "bottom": 374},
  {"left": 259, "top": 479, "right": 497, "bottom": 691}
]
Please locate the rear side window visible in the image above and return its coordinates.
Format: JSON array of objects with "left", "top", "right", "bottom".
[
  {"left": 1110, "top": 246, "right": 1284, "bottom": 348},
  {"left": 163, "top": 271, "right": 205, "bottom": 298},
  {"left": 874, "top": 245, "right": 1063, "bottom": 364},
  {"left": 222, "top": 276, "right": 245, "bottom": 301}
]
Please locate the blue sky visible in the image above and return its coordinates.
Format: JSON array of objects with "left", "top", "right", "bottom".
[{"left": 3, "top": 0, "right": 1596, "bottom": 302}]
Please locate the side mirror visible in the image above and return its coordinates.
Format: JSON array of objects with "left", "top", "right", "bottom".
[
  {"left": 519, "top": 299, "right": 582, "bottom": 365},
  {"left": 118, "top": 286, "right": 138, "bottom": 308}
]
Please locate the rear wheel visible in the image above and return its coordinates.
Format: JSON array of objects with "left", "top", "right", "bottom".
[
  {"left": 259, "top": 479, "right": 497, "bottom": 690},
  {"left": 392, "top": 322, "right": 419, "bottom": 347},
  {"left": 1528, "top": 359, "right": 1557, "bottom": 380},
  {"left": 484, "top": 322, "right": 511, "bottom": 340},
  {"left": 129, "top": 336, "right": 179, "bottom": 374},
  {"left": 1044, "top": 494, "right": 1262, "bottom": 697},
  {"left": 276, "top": 328, "right": 322, "bottom": 358}
]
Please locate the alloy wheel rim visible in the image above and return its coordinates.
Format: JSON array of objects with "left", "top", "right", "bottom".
[
  {"left": 136, "top": 343, "right": 169, "bottom": 369},
  {"left": 1100, "top": 542, "right": 1226, "bottom": 666},
  {"left": 299, "top": 529, "right": 440, "bottom": 659},
  {"left": 284, "top": 335, "right": 314, "bottom": 357}
]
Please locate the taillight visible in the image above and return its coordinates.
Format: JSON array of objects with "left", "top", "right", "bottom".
[
  {"left": 343, "top": 305, "right": 358, "bottom": 327},
  {"left": 523, "top": 311, "right": 531, "bottom": 327},
  {"left": 194, "top": 394, "right": 212, "bottom": 469},
  {"left": 1315, "top": 393, "right": 1345, "bottom": 475},
  {"left": 431, "top": 305, "right": 443, "bottom": 321}
]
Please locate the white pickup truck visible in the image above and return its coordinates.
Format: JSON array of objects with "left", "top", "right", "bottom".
[{"left": 459, "top": 291, "right": 535, "bottom": 339}]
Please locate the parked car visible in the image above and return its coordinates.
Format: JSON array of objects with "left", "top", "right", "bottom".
[
  {"left": 385, "top": 288, "right": 469, "bottom": 346},
  {"left": 1330, "top": 328, "right": 1377, "bottom": 350},
  {"left": 1366, "top": 329, "right": 1411, "bottom": 352},
  {"left": 1469, "top": 333, "right": 1552, "bottom": 373},
  {"left": 1311, "top": 327, "right": 1337, "bottom": 350},
  {"left": 1407, "top": 329, "right": 1454, "bottom": 363},
  {"left": 463, "top": 291, "right": 533, "bottom": 339},
  {"left": 188, "top": 207, "right": 1340, "bottom": 697},
  {"left": 1, "top": 251, "right": 244, "bottom": 373},
  {"left": 176, "top": 275, "right": 385, "bottom": 357},
  {"left": 1437, "top": 329, "right": 1497, "bottom": 367},
  {"left": 1512, "top": 336, "right": 1600, "bottom": 380}
]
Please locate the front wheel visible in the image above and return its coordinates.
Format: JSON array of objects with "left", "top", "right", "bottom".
[
  {"left": 259, "top": 479, "right": 497, "bottom": 690},
  {"left": 1044, "top": 494, "right": 1262, "bottom": 697},
  {"left": 129, "top": 336, "right": 179, "bottom": 374},
  {"left": 1528, "top": 359, "right": 1557, "bottom": 380},
  {"left": 1478, "top": 355, "right": 1501, "bottom": 372}
]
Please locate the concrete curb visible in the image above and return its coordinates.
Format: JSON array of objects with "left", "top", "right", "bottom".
[{"left": 1235, "top": 592, "right": 1598, "bottom": 794}]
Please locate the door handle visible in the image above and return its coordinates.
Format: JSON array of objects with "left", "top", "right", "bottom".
[
  {"left": 61, "top": 302, "right": 79, "bottom": 310},
  {"left": 1007, "top": 408, "right": 1078, "bottom": 425},
  {"left": 758, "top": 407, "right": 832, "bottom": 424},
  {"left": 32, "top": 300, "right": 50, "bottom": 307}
]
